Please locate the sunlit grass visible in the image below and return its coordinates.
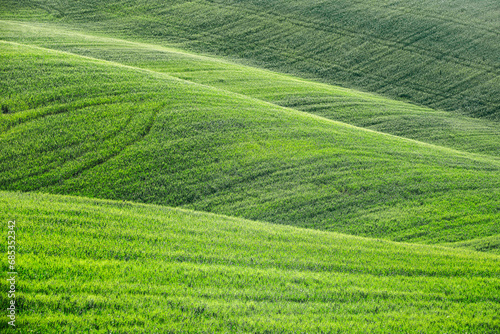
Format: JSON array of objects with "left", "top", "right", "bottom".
[{"left": 1, "top": 191, "right": 499, "bottom": 333}]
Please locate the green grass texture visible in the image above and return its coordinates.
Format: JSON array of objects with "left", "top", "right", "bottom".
[
  {"left": 1, "top": 20, "right": 500, "bottom": 159},
  {"left": 1, "top": 0, "right": 499, "bottom": 119},
  {"left": 1, "top": 190, "right": 499, "bottom": 333},
  {"left": 1, "top": 41, "right": 499, "bottom": 248}
]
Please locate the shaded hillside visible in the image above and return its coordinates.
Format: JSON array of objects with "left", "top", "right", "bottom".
[{"left": 2, "top": 0, "right": 499, "bottom": 119}]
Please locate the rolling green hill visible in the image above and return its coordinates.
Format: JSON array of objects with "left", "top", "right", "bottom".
[
  {"left": 1, "top": 0, "right": 499, "bottom": 119},
  {"left": 1, "top": 1, "right": 500, "bottom": 332},
  {"left": 1, "top": 191, "right": 500, "bottom": 333},
  {"left": 1, "top": 40, "right": 499, "bottom": 247},
  {"left": 2, "top": 20, "right": 500, "bottom": 159}
]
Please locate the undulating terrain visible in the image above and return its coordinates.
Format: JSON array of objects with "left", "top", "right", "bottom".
[
  {"left": 2, "top": 0, "right": 499, "bottom": 119},
  {"left": 1, "top": 191, "right": 500, "bottom": 332},
  {"left": 0, "top": 0, "right": 499, "bottom": 332}
]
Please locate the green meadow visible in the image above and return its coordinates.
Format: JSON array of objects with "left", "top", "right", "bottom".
[
  {"left": 1, "top": 20, "right": 500, "bottom": 159},
  {"left": 2, "top": 0, "right": 499, "bottom": 119},
  {"left": 0, "top": 0, "right": 499, "bottom": 332},
  {"left": 1, "top": 41, "right": 499, "bottom": 245},
  {"left": 1, "top": 191, "right": 499, "bottom": 333}
]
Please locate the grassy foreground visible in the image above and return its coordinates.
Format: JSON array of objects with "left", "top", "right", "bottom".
[
  {"left": 1, "top": 0, "right": 499, "bottom": 119},
  {"left": 1, "top": 190, "right": 499, "bottom": 333},
  {"left": 1, "top": 41, "right": 500, "bottom": 246}
]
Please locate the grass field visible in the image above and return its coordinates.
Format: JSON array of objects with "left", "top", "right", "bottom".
[
  {"left": 1, "top": 1, "right": 500, "bottom": 332},
  {"left": 1, "top": 20, "right": 500, "bottom": 159},
  {"left": 1, "top": 0, "right": 499, "bottom": 119},
  {"left": 1, "top": 41, "right": 499, "bottom": 247},
  {"left": 1, "top": 191, "right": 499, "bottom": 333}
]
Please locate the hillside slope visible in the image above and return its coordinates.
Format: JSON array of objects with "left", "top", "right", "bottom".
[
  {"left": 1, "top": 41, "right": 499, "bottom": 246},
  {"left": 1, "top": 0, "right": 499, "bottom": 119},
  {"left": 1, "top": 191, "right": 500, "bottom": 333},
  {"left": 1, "top": 20, "right": 500, "bottom": 159}
]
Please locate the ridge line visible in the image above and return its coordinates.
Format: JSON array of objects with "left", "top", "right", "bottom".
[{"left": 2, "top": 38, "right": 500, "bottom": 167}]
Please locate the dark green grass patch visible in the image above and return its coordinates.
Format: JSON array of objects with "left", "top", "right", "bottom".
[
  {"left": 1, "top": 191, "right": 500, "bottom": 333},
  {"left": 1, "top": 42, "right": 499, "bottom": 246},
  {"left": 447, "top": 235, "right": 500, "bottom": 255},
  {"left": 1, "top": 0, "right": 499, "bottom": 119}
]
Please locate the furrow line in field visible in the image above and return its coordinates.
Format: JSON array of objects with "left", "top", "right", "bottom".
[
  {"left": 54, "top": 107, "right": 162, "bottom": 186},
  {"left": 204, "top": 0, "right": 499, "bottom": 76},
  {"left": 382, "top": 3, "right": 500, "bottom": 37},
  {"left": 178, "top": 3, "right": 498, "bottom": 117},
  {"left": 0, "top": 108, "right": 137, "bottom": 190},
  {"left": 397, "top": 25, "right": 440, "bottom": 47}
]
